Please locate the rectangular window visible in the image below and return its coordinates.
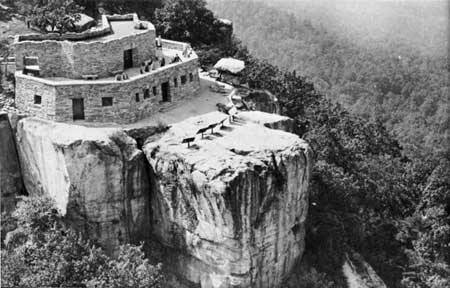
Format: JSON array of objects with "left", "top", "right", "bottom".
[
  {"left": 152, "top": 86, "right": 157, "bottom": 96},
  {"left": 144, "top": 88, "right": 150, "bottom": 99},
  {"left": 102, "top": 97, "right": 113, "bottom": 106},
  {"left": 34, "top": 95, "right": 42, "bottom": 104},
  {"left": 181, "top": 75, "right": 187, "bottom": 85},
  {"left": 135, "top": 93, "right": 140, "bottom": 102},
  {"left": 174, "top": 77, "right": 178, "bottom": 87},
  {"left": 189, "top": 73, "right": 194, "bottom": 82}
]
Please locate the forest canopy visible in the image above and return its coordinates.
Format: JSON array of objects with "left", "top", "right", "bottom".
[{"left": 208, "top": 0, "right": 450, "bottom": 159}]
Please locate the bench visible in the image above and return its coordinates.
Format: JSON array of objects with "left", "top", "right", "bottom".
[
  {"left": 82, "top": 74, "right": 98, "bottom": 80},
  {"left": 182, "top": 137, "right": 195, "bottom": 148},
  {"left": 111, "top": 69, "right": 124, "bottom": 76},
  {"left": 219, "top": 118, "right": 227, "bottom": 128},
  {"left": 207, "top": 123, "right": 219, "bottom": 134},
  {"left": 196, "top": 127, "right": 209, "bottom": 138},
  {"left": 23, "top": 65, "right": 40, "bottom": 76}
]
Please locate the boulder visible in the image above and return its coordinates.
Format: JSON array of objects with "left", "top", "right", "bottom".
[
  {"left": 14, "top": 117, "right": 150, "bottom": 251},
  {"left": 143, "top": 112, "right": 313, "bottom": 287},
  {"left": 0, "top": 112, "right": 24, "bottom": 213},
  {"left": 239, "top": 111, "right": 294, "bottom": 133}
]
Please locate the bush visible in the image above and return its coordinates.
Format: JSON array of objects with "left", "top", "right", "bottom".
[{"left": 1, "top": 195, "right": 165, "bottom": 288}]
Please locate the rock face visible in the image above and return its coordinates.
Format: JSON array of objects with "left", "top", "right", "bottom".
[
  {"left": 239, "top": 111, "right": 294, "bottom": 133},
  {"left": 11, "top": 111, "right": 312, "bottom": 287},
  {"left": 343, "top": 252, "right": 387, "bottom": 288},
  {"left": 15, "top": 117, "right": 150, "bottom": 251},
  {"left": 143, "top": 112, "right": 312, "bottom": 287},
  {"left": 244, "top": 90, "right": 280, "bottom": 114},
  {"left": 0, "top": 113, "right": 24, "bottom": 212}
]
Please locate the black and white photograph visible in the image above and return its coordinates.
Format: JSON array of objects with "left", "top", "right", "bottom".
[{"left": 0, "top": 0, "right": 449, "bottom": 287}]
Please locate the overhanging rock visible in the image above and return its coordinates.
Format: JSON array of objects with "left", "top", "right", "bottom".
[{"left": 143, "top": 111, "right": 313, "bottom": 287}]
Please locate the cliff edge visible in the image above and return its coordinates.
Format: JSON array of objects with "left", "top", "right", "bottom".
[
  {"left": 143, "top": 112, "right": 313, "bottom": 287},
  {"left": 7, "top": 111, "right": 312, "bottom": 287}
]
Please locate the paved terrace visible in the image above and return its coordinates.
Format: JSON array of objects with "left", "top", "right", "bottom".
[{"left": 76, "top": 73, "right": 233, "bottom": 129}]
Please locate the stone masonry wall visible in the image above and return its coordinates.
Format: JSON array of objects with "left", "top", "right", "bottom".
[
  {"left": 53, "top": 59, "right": 200, "bottom": 123},
  {"left": 15, "top": 75, "right": 57, "bottom": 120},
  {"left": 14, "top": 29, "right": 155, "bottom": 79}
]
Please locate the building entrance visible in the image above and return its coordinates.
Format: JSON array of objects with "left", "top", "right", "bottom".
[
  {"left": 72, "top": 98, "right": 85, "bottom": 120},
  {"left": 161, "top": 82, "right": 170, "bottom": 102},
  {"left": 123, "top": 49, "right": 133, "bottom": 69}
]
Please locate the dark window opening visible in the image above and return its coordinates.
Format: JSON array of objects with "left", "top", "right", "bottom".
[
  {"left": 72, "top": 98, "right": 85, "bottom": 120},
  {"left": 123, "top": 49, "right": 133, "bottom": 69},
  {"left": 152, "top": 86, "right": 157, "bottom": 95},
  {"left": 34, "top": 95, "right": 42, "bottom": 104},
  {"left": 144, "top": 88, "right": 150, "bottom": 99},
  {"left": 189, "top": 73, "right": 194, "bottom": 82},
  {"left": 181, "top": 75, "right": 187, "bottom": 85},
  {"left": 174, "top": 77, "right": 178, "bottom": 87},
  {"left": 102, "top": 97, "right": 113, "bottom": 106},
  {"left": 161, "top": 82, "right": 170, "bottom": 102},
  {"left": 135, "top": 93, "right": 140, "bottom": 102}
]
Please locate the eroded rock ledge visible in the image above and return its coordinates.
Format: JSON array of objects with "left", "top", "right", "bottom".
[
  {"left": 9, "top": 111, "right": 312, "bottom": 287},
  {"left": 143, "top": 112, "right": 313, "bottom": 287},
  {"left": 14, "top": 117, "right": 151, "bottom": 251}
]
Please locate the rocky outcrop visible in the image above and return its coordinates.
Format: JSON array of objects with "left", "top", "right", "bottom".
[
  {"left": 14, "top": 117, "right": 150, "bottom": 251},
  {"left": 10, "top": 110, "right": 312, "bottom": 287},
  {"left": 143, "top": 112, "right": 312, "bottom": 287},
  {"left": 0, "top": 112, "right": 24, "bottom": 212},
  {"left": 239, "top": 111, "right": 294, "bottom": 133},
  {"left": 343, "top": 252, "right": 387, "bottom": 288},
  {"left": 244, "top": 90, "right": 280, "bottom": 114}
]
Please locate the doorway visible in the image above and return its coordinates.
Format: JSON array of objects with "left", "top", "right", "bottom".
[
  {"left": 72, "top": 98, "right": 85, "bottom": 120},
  {"left": 161, "top": 81, "right": 170, "bottom": 102},
  {"left": 123, "top": 49, "right": 133, "bottom": 70}
]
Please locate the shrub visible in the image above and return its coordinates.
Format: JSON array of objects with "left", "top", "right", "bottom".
[{"left": 1, "top": 195, "right": 165, "bottom": 288}]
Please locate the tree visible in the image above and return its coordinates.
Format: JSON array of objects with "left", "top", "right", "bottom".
[
  {"left": 1, "top": 195, "right": 166, "bottom": 288},
  {"left": 29, "top": 0, "right": 83, "bottom": 34},
  {"left": 397, "top": 158, "right": 450, "bottom": 287},
  {"left": 154, "top": 0, "right": 224, "bottom": 46}
]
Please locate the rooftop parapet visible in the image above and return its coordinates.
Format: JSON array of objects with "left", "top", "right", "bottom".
[
  {"left": 15, "top": 14, "right": 154, "bottom": 43},
  {"left": 13, "top": 13, "right": 156, "bottom": 79}
]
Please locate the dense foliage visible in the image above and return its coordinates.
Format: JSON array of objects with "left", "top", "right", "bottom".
[
  {"left": 208, "top": 0, "right": 450, "bottom": 158},
  {"left": 1, "top": 0, "right": 448, "bottom": 287},
  {"left": 1, "top": 196, "right": 165, "bottom": 288},
  {"left": 30, "top": 0, "right": 84, "bottom": 33},
  {"left": 2, "top": 0, "right": 84, "bottom": 33},
  {"left": 238, "top": 48, "right": 449, "bottom": 288}
]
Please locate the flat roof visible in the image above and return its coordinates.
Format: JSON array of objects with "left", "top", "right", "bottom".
[{"left": 16, "top": 14, "right": 154, "bottom": 43}]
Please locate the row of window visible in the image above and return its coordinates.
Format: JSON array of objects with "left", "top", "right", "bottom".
[
  {"left": 33, "top": 73, "right": 196, "bottom": 107},
  {"left": 174, "top": 73, "right": 193, "bottom": 88},
  {"left": 132, "top": 73, "right": 195, "bottom": 104}
]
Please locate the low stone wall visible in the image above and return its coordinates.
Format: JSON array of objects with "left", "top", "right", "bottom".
[
  {"left": 14, "top": 30, "right": 155, "bottom": 79},
  {"left": 161, "top": 39, "right": 189, "bottom": 51},
  {"left": 13, "top": 13, "right": 155, "bottom": 79},
  {"left": 15, "top": 75, "right": 57, "bottom": 120},
  {"left": 15, "top": 58, "right": 201, "bottom": 123},
  {"left": 18, "top": 14, "right": 112, "bottom": 42}
]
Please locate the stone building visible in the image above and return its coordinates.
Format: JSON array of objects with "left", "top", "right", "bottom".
[{"left": 13, "top": 14, "right": 201, "bottom": 124}]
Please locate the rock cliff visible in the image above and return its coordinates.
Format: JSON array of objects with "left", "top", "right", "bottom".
[
  {"left": 0, "top": 113, "right": 24, "bottom": 212},
  {"left": 143, "top": 112, "right": 312, "bottom": 287},
  {"left": 14, "top": 117, "right": 150, "bottom": 251},
  {"left": 8, "top": 111, "right": 312, "bottom": 287}
]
